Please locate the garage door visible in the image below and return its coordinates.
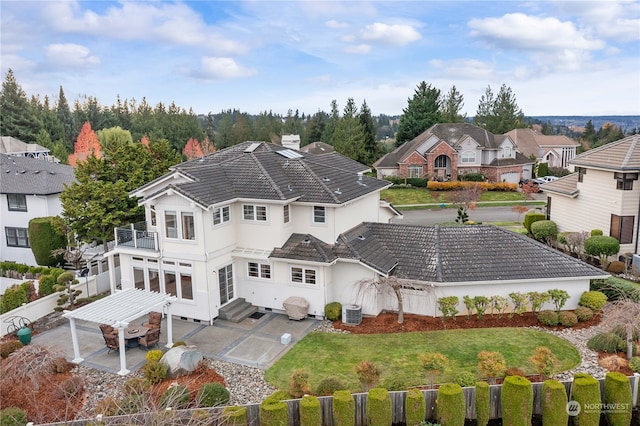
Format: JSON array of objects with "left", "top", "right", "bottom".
[{"left": 500, "top": 172, "right": 519, "bottom": 183}]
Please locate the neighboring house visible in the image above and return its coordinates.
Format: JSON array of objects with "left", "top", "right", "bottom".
[
  {"left": 505, "top": 128, "right": 579, "bottom": 170},
  {"left": 543, "top": 135, "right": 640, "bottom": 255},
  {"left": 107, "top": 141, "right": 606, "bottom": 323},
  {"left": 373, "top": 123, "right": 534, "bottom": 183},
  {"left": 0, "top": 154, "right": 76, "bottom": 265},
  {"left": 0, "top": 136, "right": 53, "bottom": 161},
  {"left": 299, "top": 141, "right": 335, "bottom": 155}
]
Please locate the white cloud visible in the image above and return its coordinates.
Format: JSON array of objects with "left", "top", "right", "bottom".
[
  {"left": 558, "top": 1, "right": 640, "bottom": 42},
  {"left": 359, "top": 22, "right": 421, "bottom": 46},
  {"left": 326, "top": 20, "right": 348, "bottom": 29},
  {"left": 428, "top": 58, "right": 495, "bottom": 81},
  {"left": 197, "top": 57, "right": 256, "bottom": 80},
  {"left": 45, "top": 43, "right": 100, "bottom": 68},
  {"left": 344, "top": 44, "right": 372, "bottom": 54}
]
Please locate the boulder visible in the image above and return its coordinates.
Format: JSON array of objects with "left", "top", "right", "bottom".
[{"left": 160, "top": 346, "right": 203, "bottom": 378}]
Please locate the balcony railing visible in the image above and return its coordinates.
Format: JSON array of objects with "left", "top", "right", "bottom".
[{"left": 114, "top": 222, "right": 158, "bottom": 251}]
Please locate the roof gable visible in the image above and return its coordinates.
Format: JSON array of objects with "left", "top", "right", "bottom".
[
  {"left": 571, "top": 135, "right": 640, "bottom": 172},
  {"left": 0, "top": 154, "right": 75, "bottom": 195}
]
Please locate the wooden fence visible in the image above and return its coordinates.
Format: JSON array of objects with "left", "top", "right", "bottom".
[{"left": 41, "top": 374, "right": 639, "bottom": 426}]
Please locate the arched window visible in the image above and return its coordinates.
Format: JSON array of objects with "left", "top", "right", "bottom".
[
  {"left": 435, "top": 155, "right": 448, "bottom": 168},
  {"left": 461, "top": 151, "right": 476, "bottom": 163}
]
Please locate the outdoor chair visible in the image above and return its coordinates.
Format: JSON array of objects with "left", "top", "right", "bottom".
[
  {"left": 99, "top": 324, "right": 119, "bottom": 353},
  {"left": 138, "top": 328, "right": 160, "bottom": 349},
  {"left": 143, "top": 311, "right": 162, "bottom": 330}
]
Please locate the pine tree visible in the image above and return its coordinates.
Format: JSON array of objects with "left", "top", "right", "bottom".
[
  {"left": 396, "top": 81, "right": 442, "bottom": 145},
  {"left": 0, "top": 69, "right": 42, "bottom": 142},
  {"left": 322, "top": 100, "right": 340, "bottom": 144},
  {"left": 440, "top": 85, "right": 466, "bottom": 123},
  {"left": 332, "top": 98, "right": 366, "bottom": 162},
  {"left": 359, "top": 100, "right": 379, "bottom": 164},
  {"left": 474, "top": 84, "right": 525, "bottom": 134},
  {"left": 56, "top": 86, "right": 75, "bottom": 152},
  {"left": 305, "top": 111, "right": 326, "bottom": 144}
]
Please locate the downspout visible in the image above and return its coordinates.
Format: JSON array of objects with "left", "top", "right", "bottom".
[{"left": 635, "top": 188, "right": 640, "bottom": 255}]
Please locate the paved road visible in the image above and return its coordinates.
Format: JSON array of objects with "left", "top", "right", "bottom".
[{"left": 391, "top": 204, "right": 545, "bottom": 226}]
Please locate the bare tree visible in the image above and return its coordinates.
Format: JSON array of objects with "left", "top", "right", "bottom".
[
  {"left": 601, "top": 297, "right": 640, "bottom": 360},
  {"left": 357, "top": 276, "right": 436, "bottom": 324},
  {"left": 448, "top": 183, "right": 485, "bottom": 223}
]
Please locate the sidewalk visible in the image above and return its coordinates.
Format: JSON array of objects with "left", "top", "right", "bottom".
[{"left": 31, "top": 311, "right": 319, "bottom": 375}]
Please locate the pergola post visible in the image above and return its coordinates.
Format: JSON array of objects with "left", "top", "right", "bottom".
[
  {"left": 116, "top": 324, "right": 129, "bottom": 375},
  {"left": 165, "top": 303, "right": 174, "bottom": 348},
  {"left": 67, "top": 316, "right": 84, "bottom": 364}
]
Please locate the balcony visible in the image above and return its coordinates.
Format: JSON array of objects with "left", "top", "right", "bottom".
[{"left": 114, "top": 222, "right": 158, "bottom": 251}]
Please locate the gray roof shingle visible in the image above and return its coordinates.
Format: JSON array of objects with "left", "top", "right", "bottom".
[
  {"left": 270, "top": 234, "right": 337, "bottom": 263},
  {"left": 0, "top": 154, "right": 75, "bottom": 195},
  {"left": 570, "top": 135, "right": 640, "bottom": 171}
]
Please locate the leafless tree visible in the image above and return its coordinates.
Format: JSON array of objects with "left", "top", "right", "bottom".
[
  {"left": 447, "top": 183, "right": 485, "bottom": 223},
  {"left": 563, "top": 231, "right": 589, "bottom": 259},
  {"left": 356, "top": 276, "right": 436, "bottom": 324},
  {"left": 601, "top": 297, "right": 640, "bottom": 360}
]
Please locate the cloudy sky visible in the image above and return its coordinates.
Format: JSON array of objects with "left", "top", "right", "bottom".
[{"left": 1, "top": 0, "right": 639, "bottom": 117}]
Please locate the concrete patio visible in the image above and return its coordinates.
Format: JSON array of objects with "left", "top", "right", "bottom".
[{"left": 31, "top": 311, "right": 320, "bottom": 375}]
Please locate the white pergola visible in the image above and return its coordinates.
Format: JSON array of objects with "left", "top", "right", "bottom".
[{"left": 63, "top": 288, "right": 176, "bottom": 375}]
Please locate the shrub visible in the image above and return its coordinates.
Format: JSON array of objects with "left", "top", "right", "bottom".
[
  {"left": 537, "top": 163, "right": 549, "bottom": 178},
  {"left": 477, "top": 351, "right": 506, "bottom": 383},
  {"left": 524, "top": 212, "right": 546, "bottom": 233},
  {"left": 299, "top": 395, "right": 322, "bottom": 426},
  {"left": 629, "top": 357, "right": 640, "bottom": 373},
  {"left": 447, "top": 370, "right": 477, "bottom": 388},
  {"left": 355, "top": 360, "right": 381, "bottom": 391},
  {"left": 289, "top": 369, "right": 311, "bottom": 398},
  {"left": 585, "top": 235, "right": 620, "bottom": 267},
  {"left": 142, "top": 360, "right": 167, "bottom": 384},
  {"left": 558, "top": 311, "right": 578, "bottom": 327},
  {"left": 324, "top": 302, "right": 342, "bottom": 321},
  {"left": 570, "top": 373, "right": 600, "bottom": 426},
  {"left": 607, "top": 260, "right": 625, "bottom": 274},
  {"left": 475, "top": 381, "right": 490, "bottom": 426},
  {"left": 197, "top": 382, "right": 230, "bottom": 407},
  {"left": 529, "top": 347, "right": 558, "bottom": 379},
  {"left": 366, "top": 388, "right": 392, "bottom": 426},
  {"left": 459, "top": 172, "right": 485, "bottom": 182},
  {"left": 380, "top": 377, "right": 405, "bottom": 391},
  {"left": 505, "top": 367, "right": 526, "bottom": 377},
  {"left": 38, "top": 273, "right": 57, "bottom": 297},
  {"left": 419, "top": 352, "right": 449, "bottom": 387},
  {"left": 405, "top": 387, "right": 425, "bottom": 426},
  {"left": 587, "top": 332, "right": 624, "bottom": 353},
  {"left": 590, "top": 229, "right": 603, "bottom": 236},
  {"left": 0, "top": 340, "right": 23, "bottom": 358},
  {"left": 590, "top": 277, "right": 640, "bottom": 301},
  {"left": 530, "top": 220, "right": 558, "bottom": 244},
  {"left": 436, "top": 383, "right": 465, "bottom": 426},
  {"left": 315, "top": 377, "right": 346, "bottom": 396},
  {"left": 611, "top": 324, "right": 640, "bottom": 341},
  {"left": 604, "top": 372, "right": 632, "bottom": 426},
  {"left": 260, "top": 391, "right": 289, "bottom": 426},
  {"left": 0, "top": 283, "right": 29, "bottom": 314},
  {"left": 172, "top": 341, "right": 187, "bottom": 347},
  {"left": 473, "top": 296, "right": 490, "bottom": 319},
  {"left": 508, "top": 292, "right": 528, "bottom": 317},
  {"left": 160, "top": 384, "right": 190, "bottom": 409},
  {"left": 463, "top": 295, "right": 475, "bottom": 319},
  {"left": 537, "top": 310, "right": 559, "bottom": 326},
  {"left": 489, "top": 295, "right": 508, "bottom": 318},
  {"left": 501, "top": 375, "right": 533, "bottom": 426},
  {"left": 578, "top": 291, "right": 608, "bottom": 310},
  {"left": 575, "top": 306, "right": 594, "bottom": 322},
  {"left": 527, "top": 292, "right": 550, "bottom": 314},
  {"left": 28, "top": 216, "right": 67, "bottom": 266},
  {"left": 0, "top": 407, "right": 27, "bottom": 426},
  {"left": 50, "top": 356, "right": 72, "bottom": 373},
  {"left": 145, "top": 349, "right": 164, "bottom": 363},
  {"left": 332, "top": 390, "right": 355, "bottom": 426},
  {"left": 437, "top": 296, "right": 459, "bottom": 320},
  {"left": 547, "top": 289, "right": 570, "bottom": 312},
  {"left": 541, "top": 379, "right": 568, "bottom": 426},
  {"left": 124, "top": 377, "right": 148, "bottom": 395},
  {"left": 222, "top": 406, "right": 248, "bottom": 426}
]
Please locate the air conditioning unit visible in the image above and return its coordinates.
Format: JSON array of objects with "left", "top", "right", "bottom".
[{"left": 342, "top": 304, "right": 362, "bottom": 326}]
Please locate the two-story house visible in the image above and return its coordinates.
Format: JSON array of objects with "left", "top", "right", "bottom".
[
  {"left": 108, "top": 141, "right": 605, "bottom": 324},
  {"left": 542, "top": 135, "right": 640, "bottom": 255},
  {"left": 373, "top": 123, "right": 534, "bottom": 183},
  {"left": 505, "top": 128, "right": 579, "bottom": 170},
  {"left": 0, "top": 154, "right": 76, "bottom": 265}
]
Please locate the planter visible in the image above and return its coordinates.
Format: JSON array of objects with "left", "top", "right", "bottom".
[{"left": 17, "top": 327, "right": 31, "bottom": 345}]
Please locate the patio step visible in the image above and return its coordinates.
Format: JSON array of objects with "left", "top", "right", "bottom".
[{"left": 218, "top": 298, "right": 258, "bottom": 323}]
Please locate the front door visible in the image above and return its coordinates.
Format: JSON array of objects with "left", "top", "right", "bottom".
[{"left": 218, "top": 264, "right": 234, "bottom": 304}]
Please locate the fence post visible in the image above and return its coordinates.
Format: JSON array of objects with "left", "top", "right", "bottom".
[{"left": 633, "top": 373, "right": 639, "bottom": 408}]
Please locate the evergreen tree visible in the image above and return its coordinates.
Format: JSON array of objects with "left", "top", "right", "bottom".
[
  {"left": 440, "top": 85, "right": 466, "bottom": 123},
  {"left": 473, "top": 85, "right": 495, "bottom": 130},
  {"left": 0, "top": 69, "right": 42, "bottom": 142},
  {"left": 229, "top": 113, "right": 253, "bottom": 146},
  {"left": 322, "top": 100, "right": 340, "bottom": 144},
  {"left": 474, "top": 84, "right": 525, "bottom": 134},
  {"left": 254, "top": 111, "right": 273, "bottom": 142},
  {"left": 332, "top": 98, "right": 366, "bottom": 162},
  {"left": 359, "top": 100, "right": 379, "bottom": 164},
  {"left": 306, "top": 111, "right": 326, "bottom": 144},
  {"left": 56, "top": 86, "right": 75, "bottom": 152},
  {"left": 216, "top": 113, "right": 233, "bottom": 149},
  {"left": 39, "top": 95, "right": 65, "bottom": 146},
  {"left": 583, "top": 120, "right": 597, "bottom": 146},
  {"left": 395, "top": 81, "right": 442, "bottom": 145}
]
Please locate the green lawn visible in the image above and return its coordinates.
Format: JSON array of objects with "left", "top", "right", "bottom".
[
  {"left": 380, "top": 188, "right": 537, "bottom": 206},
  {"left": 265, "top": 328, "right": 580, "bottom": 392}
]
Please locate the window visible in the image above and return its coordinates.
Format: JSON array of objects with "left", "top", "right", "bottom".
[
  {"left": 150, "top": 206, "right": 156, "bottom": 226},
  {"left": 435, "top": 155, "right": 448, "bottom": 168},
  {"left": 461, "top": 151, "right": 476, "bottom": 163},
  {"left": 182, "top": 212, "right": 195, "bottom": 240},
  {"left": 576, "top": 167, "right": 587, "bottom": 183},
  {"left": 165, "top": 211, "right": 178, "bottom": 238},
  {"left": 164, "top": 271, "right": 177, "bottom": 296},
  {"left": 291, "top": 267, "right": 316, "bottom": 285},
  {"left": 219, "top": 264, "right": 234, "bottom": 304},
  {"left": 283, "top": 205, "right": 290, "bottom": 223},
  {"left": 615, "top": 172, "right": 638, "bottom": 191},
  {"left": 7, "top": 194, "right": 27, "bottom": 211},
  {"left": 408, "top": 165, "right": 422, "bottom": 178},
  {"left": 502, "top": 147, "right": 512, "bottom": 158},
  {"left": 5, "top": 227, "right": 29, "bottom": 247},
  {"left": 611, "top": 214, "right": 635, "bottom": 244},
  {"left": 180, "top": 274, "right": 193, "bottom": 300},
  {"left": 133, "top": 267, "right": 145, "bottom": 290},
  {"left": 313, "top": 206, "right": 326, "bottom": 223},
  {"left": 248, "top": 261, "right": 271, "bottom": 279},
  {"left": 149, "top": 269, "right": 160, "bottom": 292},
  {"left": 213, "top": 206, "right": 230, "bottom": 225},
  {"left": 243, "top": 205, "right": 267, "bottom": 221}
]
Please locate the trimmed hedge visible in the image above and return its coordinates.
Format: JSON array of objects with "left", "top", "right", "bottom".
[
  {"left": 575, "top": 306, "right": 594, "bottom": 322},
  {"left": 332, "top": 390, "right": 355, "bottom": 426},
  {"left": 0, "top": 282, "right": 29, "bottom": 314},
  {"left": 427, "top": 181, "right": 517, "bottom": 191},
  {"left": 300, "top": 395, "right": 322, "bottom": 426},
  {"left": 366, "top": 388, "right": 392, "bottom": 426},
  {"left": 196, "top": 382, "right": 230, "bottom": 407},
  {"left": 558, "top": 311, "right": 578, "bottom": 327},
  {"left": 28, "top": 216, "right": 66, "bottom": 266},
  {"left": 222, "top": 406, "right": 247, "bottom": 426},
  {"left": 578, "top": 291, "right": 608, "bottom": 310},
  {"left": 570, "top": 373, "right": 600, "bottom": 426},
  {"left": 537, "top": 310, "right": 559, "bottom": 326},
  {"left": 404, "top": 387, "right": 425, "bottom": 426},
  {"left": 475, "top": 381, "right": 490, "bottom": 426},
  {"left": 524, "top": 212, "right": 546, "bottom": 234},
  {"left": 436, "top": 383, "right": 465, "bottom": 426},
  {"left": 541, "top": 379, "right": 568, "bottom": 426},
  {"left": 501, "top": 375, "right": 533, "bottom": 426},
  {"left": 604, "top": 372, "right": 632, "bottom": 426},
  {"left": 259, "top": 391, "right": 289, "bottom": 426},
  {"left": 324, "top": 302, "right": 342, "bottom": 321},
  {"left": 590, "top": 278, "right": 640, "bottom": 301}
]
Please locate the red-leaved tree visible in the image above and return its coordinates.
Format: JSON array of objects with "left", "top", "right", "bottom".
[
  {"left": 183, "top": 137, "right": 204, "bottom": 160},
  {"left": 67, "top": 122, "right": 101, "bottom": 166}
]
